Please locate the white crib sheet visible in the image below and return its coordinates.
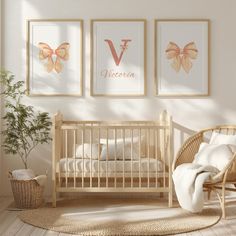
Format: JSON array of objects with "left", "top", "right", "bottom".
[{"left": 59, "top": 158, "right": 164, "bottom": 173}]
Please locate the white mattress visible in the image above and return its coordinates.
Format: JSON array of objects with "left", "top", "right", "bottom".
[{"left": 59, "top": 158, "right": 164, "bottom": 173}]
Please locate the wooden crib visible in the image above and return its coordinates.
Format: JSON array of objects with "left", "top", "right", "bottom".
[{"left": 52, "top": 111, "right": 173, "bottom": 207}]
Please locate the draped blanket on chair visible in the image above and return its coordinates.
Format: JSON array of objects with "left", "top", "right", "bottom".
[
  {"left": 173, "top": 141, "right": 236, "bottom": 213},
  {"left": 173, "top": 163, "right": 219, "bottom": 213}
]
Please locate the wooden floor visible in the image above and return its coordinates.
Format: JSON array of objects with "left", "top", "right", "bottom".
[{"left": 0, "top": 197, "right": 236, "bottom": 236}]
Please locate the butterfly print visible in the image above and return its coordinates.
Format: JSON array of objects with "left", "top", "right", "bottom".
[
  {"left": 38, "top": 42, "right": 70, "bottom": 73},
  {"left": 165, "top": 41, "right": 198, "bottom": 73}
]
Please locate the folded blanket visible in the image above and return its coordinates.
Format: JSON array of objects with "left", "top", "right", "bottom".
[
  {"left": 172, "top": 163, "right": 219, "bottom": 212},
  {"left": 12, "top": 169, "right": 35, "bottom": 180},
  {"left": 11, "top": 169, "right": 47, "bottom": 186}
]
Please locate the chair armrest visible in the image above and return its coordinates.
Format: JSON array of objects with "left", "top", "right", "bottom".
[{"left": 172, "top": 131, "right": 204, "bottom": 171}]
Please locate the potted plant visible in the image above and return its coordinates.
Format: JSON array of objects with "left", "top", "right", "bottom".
[{"left": 0, "top": 70, "right": 52, "bottom": 208}]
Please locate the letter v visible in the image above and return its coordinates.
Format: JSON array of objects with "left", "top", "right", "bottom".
[{"left": 104, "top": 39, "right": 132, "bottom": 66}]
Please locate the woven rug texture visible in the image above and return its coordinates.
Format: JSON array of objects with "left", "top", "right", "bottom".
[{"left": 18, "top": 198, "right": 221, "bottom": 236}]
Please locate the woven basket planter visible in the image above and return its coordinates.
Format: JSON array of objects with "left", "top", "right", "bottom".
[{"left": 10, "top": 178, "right": 44, "bottom": 209}]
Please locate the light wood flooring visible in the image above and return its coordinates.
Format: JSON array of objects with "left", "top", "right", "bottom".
[{"left": 0, "top": 197, "right": 236, "bottom": 236}]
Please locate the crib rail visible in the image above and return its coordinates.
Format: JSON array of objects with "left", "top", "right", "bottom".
[{"left": 52, "top": 111, "right": 173, "bottom": 207}]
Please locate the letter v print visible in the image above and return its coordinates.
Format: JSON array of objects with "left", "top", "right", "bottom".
[{"left": 104, "top": 39, "right": 132, "bottom": 66}]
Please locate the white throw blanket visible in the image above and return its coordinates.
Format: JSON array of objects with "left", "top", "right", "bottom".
[
  {"left": 11, "top": 169, "right": 47, "bottom": 186},
  {"left": 12, "top": 169, "right": 35, "bottom": 180},
  {"left": 172, "top": 163, "right": 219, "bottom": 213}
]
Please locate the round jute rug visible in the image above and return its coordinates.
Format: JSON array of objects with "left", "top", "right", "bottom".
[{"left": 18, "top": 198, "right": 221, "bottom": 236}]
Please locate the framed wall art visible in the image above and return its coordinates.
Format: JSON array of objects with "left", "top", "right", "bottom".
[
  {"left": 91, "top": 19, "right": 146, "bottom": 96},
  {"left": 155, "top": 19, "right": 210, "bottom": 96},
  {"left": 27, "top": 19, "right": 83, "bottom": 96}
]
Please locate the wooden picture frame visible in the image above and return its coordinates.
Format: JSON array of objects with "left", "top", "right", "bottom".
[
  {"left": 27, "top": 19, "right": 83, "bottom": 96},
  {"left": 91, "top": 19, "right": 146, "bottom": 96},
  {"left": 155, "top": 19, "right": 210, "bottom": 97}
]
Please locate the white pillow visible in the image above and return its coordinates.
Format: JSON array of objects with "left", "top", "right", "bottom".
[
  {"left": 193, "top": 142, "right": 236, "bottom": 171},
  {"left": 75, "top": 143, "right": 101, "bottom": 159},
  {"left": 100, "top": 136, "right": 145, "bottom": 159},
  {"left": 100, "top": 142, "right": 141, "bottom": 160},
  {"left": 209, "top": 131, "right": 236, "bottom": 145}
]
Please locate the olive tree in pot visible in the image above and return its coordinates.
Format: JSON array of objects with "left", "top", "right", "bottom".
[{"left": 0, "top": 70, "right": 52, "bottom": 208}]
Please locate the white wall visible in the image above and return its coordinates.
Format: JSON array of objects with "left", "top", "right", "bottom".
[{"left": 1, "top": 0, "right": 236, "bottom": 196}]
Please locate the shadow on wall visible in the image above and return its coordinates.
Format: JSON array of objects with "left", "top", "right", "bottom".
[
  {"left": 172, "top": 121, "right": 196, "bottom": 158},
  {"left": 20, "top": 0, "right": 236, "bottom": 126}
]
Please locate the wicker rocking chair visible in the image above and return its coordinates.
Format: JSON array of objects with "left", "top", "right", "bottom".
[{"left": 173, "top": 125, "right": 236, "bottom": 218}]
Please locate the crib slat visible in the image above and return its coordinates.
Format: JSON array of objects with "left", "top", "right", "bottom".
[
  {"left": 58, "top": 129, "right": 62, "bottom": 188},
  {"left": 123, "top": 128, "right": 125, "bottom": 188},
  {"left": 58, "top": 163, "right": 61, "bottom": 187},
  {"left": 114, "top": 129, "right": 117, "bottom": 188},
  {"left": 131, "top": 129, "right": 133, "bottom": 188},
  {"left": 163, "top": 128, "right": 166, "bottom": 188},
  {"left": 155, "top": 129, "right": 159, "bottom": 188},
  {"left": 159, "top": 128, "right": 164, "bottom": 190},
  {"left": 73, "top": 129, "right": 76, "bottom": 188},
  {"left": 168, "top": 117, "right": 173, "bottom": 207},
  {"left": 98, "top": 127, "right": 101, "bottom": 188},
  {"left": 106, "top": 128, "right": 108, "bottom": 188},
  {"left": 148, "top": 128, "right": 150, "bottom": 188},
  {"left": 139, "top": 128, "right": 141, "bottom": 188},
  {"left": 65, "top": 130, "right": 68, "bottom": 188},
  {"left": 90, "top": 127, "right": 93, "bottom": 188},
  {"left": 82, "top": 126, "right": 85, "bottom": 188}
]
